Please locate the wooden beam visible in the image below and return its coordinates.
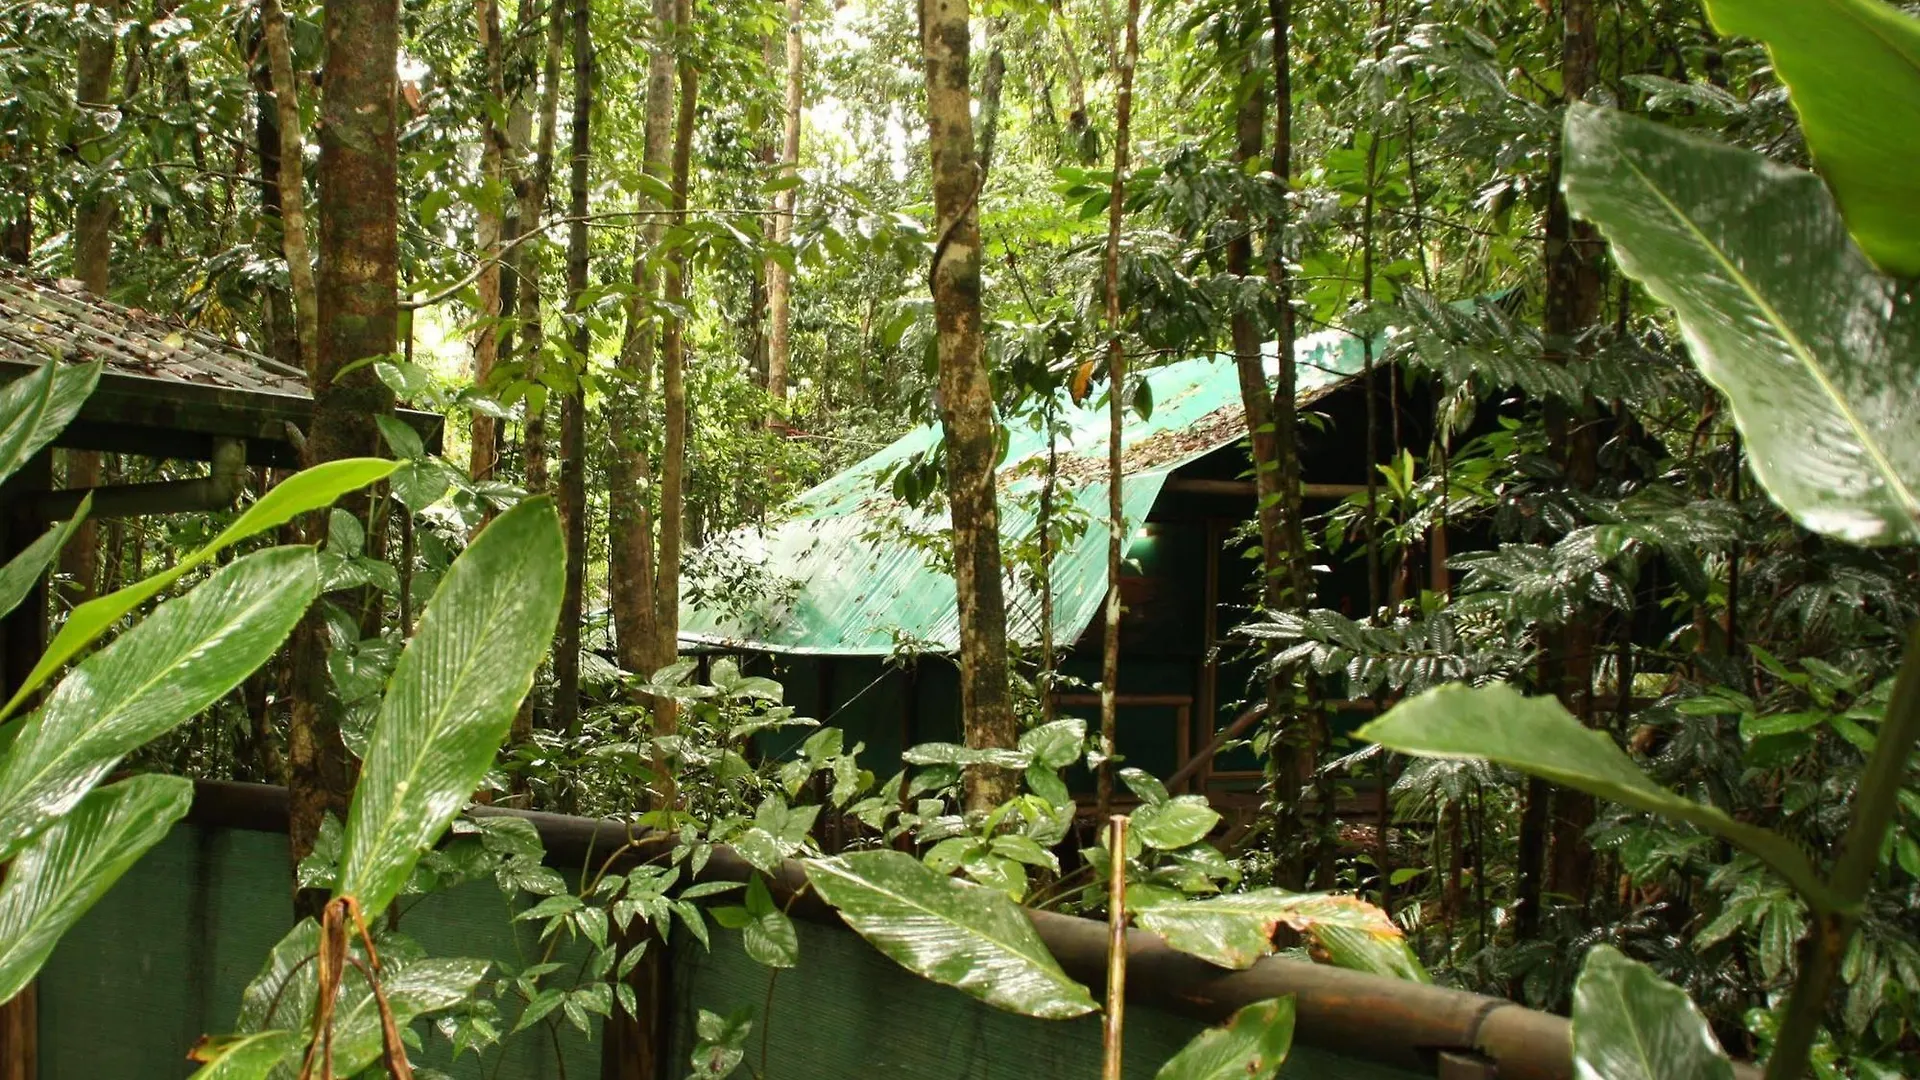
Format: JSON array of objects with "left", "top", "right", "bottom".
[{"left": 1163, "top": 477, "right": 1367, "bottom": 500}]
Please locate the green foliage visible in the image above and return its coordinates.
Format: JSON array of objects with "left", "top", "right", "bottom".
[
  {"left": 1702, "top": 0, "right": 1920, "bottom": 276},
  {"left": 1153, "top": 996, "right": 1296, "bottom": 1080},
  {"left": 804, "top": 848, "right": 1100, "bottom": 1019},
  {"left": 0, "top": 774, "right": 192, "bottom": 1002},
  {"left": 1571, "top": 946, "right": 1736, "bottom": 1080},
  {"left": 338, "top": 496, "right": 566, "bottom": 919},
  {"left": 1135, "top": 889, "right": 1427, "bottom": 982},
  {"left": 1562, "top": 103, "right": 1920, "bottom": 548},
  {"left": 1359, "top": 682, "right": 1830, "bottom": 906}
]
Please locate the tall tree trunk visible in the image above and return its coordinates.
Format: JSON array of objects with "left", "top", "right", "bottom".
[
  {"left": 921, "top": 0, "right": 1016, "bottom": 812},
  {"left": 976, "top": 17, "right": 1007, "bottom": 182},
  {"left": 505, "top": 0, "right": 563, "bottom": 752},
  {"left": 289, "top": 0, "right": 399, "bottom": 918},
  {"left": 249, "top": 37, "right": 299, "bottom": 368},
  {"left": 470, "top": 0, "right": 509, "bottom": 484},
  {"left": 63, "top": 0, "right": 119, "bottom": 607},
  {"left": 1536, "top": 0, "right": 1606, "bottom": 925},
  {"left": 652, "top": 0, "right": 698, "bottom": 746},
  {"left": 764, "top": 0, "right": 803, "bottom": 416},
  {"left": 610, "top": 0, "right": 675, "bottom": 689},
  {"left": 1260, "top": 0, "right": 1313, "bottom": 888},
  {"left": 1094, "top": 0, "right": 1140, "bottom": 824},
  {"left": 260, "top": 0, "right": 320, "bottom": 370},
  {"left": 1049, "top": 0, "right": 1090, "bottom": 155},
  {"left": 71, "top": 0, "right": 119, "bottom": 294},
  {"left": 552, "top": 0, "right": 593, "bottom": 740}
]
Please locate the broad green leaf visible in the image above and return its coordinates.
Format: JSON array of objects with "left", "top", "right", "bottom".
[
  {"left": 901, "top": 742, "right": 1032, "bottom": 768},
  {"left": 0, "top": 360, "right": 100, "bottom": 488},
  {"left": 1562, "top": 104, "right": 1920, "bottom": 548},
  {"left": 804, "top": 849, "right": 1097, "bottom": 1019},
  {"left": 1571, "top": 945, "right": 1735, "bottom": 1080},
  {"left": 0, "top": 497, "right": 89, "bottom": 619},
  {"left": 1358, "top": 683, "right": 1832, "bottom": 908},
  {"left": 337, "top": 497, "right": 565, "bottom": 918},
  {"left": 1702, "top": 0, "right": 1920, "bottom": 275},
  {"left": 1018, "top": 718, "right": 1086, "bottom": 770},
  {"left": 1154, "top": 996, "right": 1297, "bottom": 1080},
  {"left": 1132, "top": 796, "right": 1221, "bottom": 850},
  {"left": 741, "top": 874, "right": 798, "bottom": 968},
  {"left": 0, "top": 547, "right": 317, "bottom": 856},
  {"left": 1, "top": 457, "right": 396, "bottom": 721},
  {"left": 187, "top": 1032, "right": 305, "bottom": 1079},
  {"left": 1137, "top": 889, "right": 1425, "bottom": 982},
  {"left": 1119, "top": 768, "right": 1169, "bottom": 805},
  {"left": 233, "top": 918, "right": 488, "bottom": 1078},
  {"left": 0, "top": 774, "right": 192, "bottom": 1002}
]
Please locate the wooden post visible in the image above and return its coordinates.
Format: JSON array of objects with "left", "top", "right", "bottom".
[{"left": 0, "top": 447, "right": 49, "bottom": 1078}]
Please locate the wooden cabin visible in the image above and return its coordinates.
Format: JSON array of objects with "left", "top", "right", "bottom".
[{"left": 680, "top": 325, "right": 1446, "bottom": 835}]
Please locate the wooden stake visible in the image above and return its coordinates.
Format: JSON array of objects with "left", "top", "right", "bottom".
[{"left": 1101, "top": 814, "right": 1129, "bottom": 1080}]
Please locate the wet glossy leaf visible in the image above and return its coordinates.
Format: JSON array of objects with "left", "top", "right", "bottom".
[
  {"left": 338, "top": 497, "right": 564, "bottom": 918},
  {"left": 0, "top": 360, "right": 100, "bottom": 488},
  {"left": 0, "top": 547, "right": 317, "bottom": 856},
  {"left": 0, "top": 498, "right": 88, "bottom": 621},
  {"left": 1703, "top": 0, "right": 1920, "bottom": 275},
  {"left": 1154, "top": 996, "right": 1296, "bottom": 1080},
  {"left": 0, "top": 774, "right": 192, "bottom": 1002},
  {"left": 2, "top": 457, "right": 395, "bottom": 720},
  {"left": 1358, "top": 682, "right": 1831, "bottom": 907},
  {"left": 1132, "top": 796, "right": 1221, "bottom": 850},
  {"left": 805, "top": 849, "right": 1096, "bottom": 1018},
  {"left": 1563, "top": 105, "right": 1920, "bottom": 548},
  {"left": 1137, "top": 889, "right": 1422, "bottom": 981},
  {"left": 1572, "top": 945, "right": 1735, "bottom": 1080},
  {"left": 186, "top": 1031, "right": 306, "bottom": 1079},
  {"left": 1018, "top": 717, "right": 1086, "bottom": 769},
  {"left": 741, "top": 874, "right": 798, "bottom": 968}
]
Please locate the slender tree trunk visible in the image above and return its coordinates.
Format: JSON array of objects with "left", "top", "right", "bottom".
[
  {"left": 249, "top": 42, "right": 299, "bottom": 368},
  {"left": 921, "top": 0, "right": 1016, "bottom": 812},
  {"left": 976, "top": 17, "right": 1007, "bottom": 181},
  {"left": 652, "top": 0, "right": 698, "bottom": 746},
  {"left": 1050, "top": 0, "right": 1090, "bottom": 155},
  {"left": 505, "top": 0, "right": 562, "bottom": 752},
  {"left": 260, "top": 0, "right": 320, "bottom": 370},
  {"left": 764, "top": 0, "right": 803, "bottom": 416},
  {"left": 1540, "top": 0, "right": 1605, "bottom": 920},
  {"left": 289, "top": 0, "right": 399, "bottom": 918},
  {"left": 609, "top": 0, "right": 674, "bottom": 685},
  {"left": 470, "top": 0, "right": 508, "bottom": 484},
  {"left": 71, "top": 0, "right": 119, "bottom": 294},
  {"left": 1094, "top": 0, "right": 1140, "bottom": 824},
  {"left": 552, "top": 0, "right": 593, "bottom": 741},
  {"left": 1260, "top": 0, "right": 1314, "bottom": 889},
  {"left": 63, "top": 0, "right": 119, "bottom": 606}
]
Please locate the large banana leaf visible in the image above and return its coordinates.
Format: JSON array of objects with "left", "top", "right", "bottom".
[
  {"left": 1703, "top": 0, "right": 1920, "bottom": 276},
  {"left": 1562, "top": 104, "right": 1920, "bottom": 548},
  {"left": 336, "top": 497, "right": 564, "bottom": 918},
  {"left": 0, "top": 457, "right": 396, "bottom": 721},
  {"left": 0, "top": 547, "right": 317, "bottom": 856},
  {"left": 804, "top": 849, "right": 1098, "bottom": 1019},
  {"left": 1358, "top": 682, "right": 1833, "bottom": 908},
  {"left": 0, "top": 360, "right": 100, "bottom": 488},
  {"left": 1154, "top": 997, "right": 1296, "bottom": 1080},
  {"left": 1571, "top": 946, "right": 1735, "bottom": 1080},
  {"left": 1136, "top": 889, "right": 1427, "bottom": 982},
  {"left": 0, "top": 773, "right": 193, "bottom": 1003},
  {"left": 0, "top": 496, "right": 89, "bottom": 620}
]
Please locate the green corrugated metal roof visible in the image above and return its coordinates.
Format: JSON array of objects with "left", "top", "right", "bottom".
[{"left": 680, "top": 327, "right": 1374, "bottom": 656}]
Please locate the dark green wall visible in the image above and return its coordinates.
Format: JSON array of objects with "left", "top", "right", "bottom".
[
  {"left": 36, "top": 824, "right": 597, "bottom": 1078},
  {"left": 669, "top": 915, "right": 1422, "bottom": 1080}
]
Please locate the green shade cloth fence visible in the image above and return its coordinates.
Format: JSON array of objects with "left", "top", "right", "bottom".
[{"left": 36, "top": 782, "right": 1596, "bottom": 1079}]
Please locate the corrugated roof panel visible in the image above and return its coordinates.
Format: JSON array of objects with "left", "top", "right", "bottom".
[{"left": 681, "top": 328, "right": 1373, "bottom": 655}]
